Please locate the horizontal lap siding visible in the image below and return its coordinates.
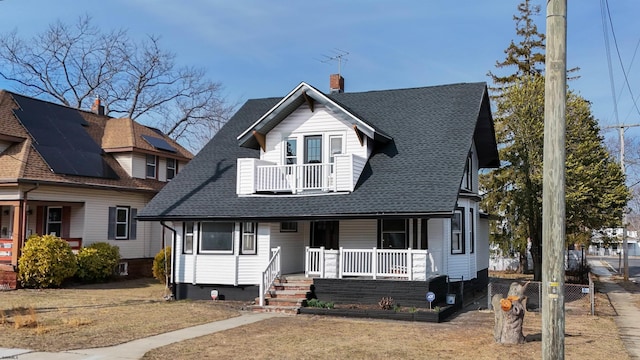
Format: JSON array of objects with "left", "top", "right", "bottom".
[
  {"left": 194, "top": 256, "right": 237, "bottom": 284},
  {"left": 264, "top": 105, "right": 367, "bottom": 164},
  {"left": 22, "top": 185, "right": 158, "bottom": 259},
  {"left": 270, "top": 222, "right": 305, "bottom": 274},
  {"left": 428, "top": 219, "right": 445, "bottom": 275},
  {"left": 340, "top": 219, "right": 377, "bottom": 248},
  {"left": 236, "top": 224, "right": 270, "bottom": 284}
]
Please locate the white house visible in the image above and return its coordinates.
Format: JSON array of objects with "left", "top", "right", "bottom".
[
  {"left": 0, "top": 91, "right": 192, "bottom": 287},
  {"left": 137, "top": 76, "right": 500, "bottom": 305}
]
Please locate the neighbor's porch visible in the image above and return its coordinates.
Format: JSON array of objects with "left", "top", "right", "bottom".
[{"left": 0, "top": 202, "right": 83, "bottom": 267}]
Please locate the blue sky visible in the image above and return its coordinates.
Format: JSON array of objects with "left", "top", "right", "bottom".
[{"left": 1, "top": 0, "right": 639, "bottom": 137}]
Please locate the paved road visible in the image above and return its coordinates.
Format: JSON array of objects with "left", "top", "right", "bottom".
[{"left": 595, "top": 255, "right": 640, "bottom": 281}]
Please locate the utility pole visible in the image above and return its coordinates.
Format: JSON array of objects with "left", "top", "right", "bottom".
[
  {"left": 604, "top": 123, "right": 640, "bottom": 281},
  {"left": 542, "top": 0, "right": 566, "bottom": 359}
]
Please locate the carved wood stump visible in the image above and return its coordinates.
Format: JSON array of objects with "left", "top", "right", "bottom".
[{"left": 492, "top": 281, "right": 528, "bottom": 344}]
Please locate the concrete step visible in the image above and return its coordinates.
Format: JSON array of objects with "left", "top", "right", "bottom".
[{"left": 268, "top": 289, "right": 309, "bottom": 298}]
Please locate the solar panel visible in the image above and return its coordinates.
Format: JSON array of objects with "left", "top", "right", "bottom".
[
  {"left": 11, "top": 94, "right": 119, "bottom": 179},
  {"left": 141, "top": 135, "right": 177, "bottom": 153}
]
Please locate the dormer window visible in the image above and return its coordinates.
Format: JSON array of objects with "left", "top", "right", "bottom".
[
  {"left": 285, "top": 139, "right": 297, "bottom": 165},
  {"left": 146, "top": 155, "right": 157, "bottom": 179},
  {"left": 166, "top": 158, "right": 177, "bottom": 180}
]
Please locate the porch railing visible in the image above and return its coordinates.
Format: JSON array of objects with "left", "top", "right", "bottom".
[
  {"left": 259, "top": 247, "right": 281, "bottom": 306},
  {"left": 305, "top": 246, "right": 325, "bottom": 277},
  {"left": 256, "top": 163, "right": 334, "bottom": 193},
  {"left": 0, "top": 238, "right": 12, "bottom": 263},
  {"left": 340, "top": 248, "right": 413, "bottom": 280},
  {"left": 305, "top": 247, "right": 426, "bottom": 280}
]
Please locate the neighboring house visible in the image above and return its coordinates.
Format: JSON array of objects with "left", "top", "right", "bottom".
[
  {"left": 591, "top": 227, "right": 640, "bottom": 256},
  {"left": 137, "top": 75, "right": 500, "bottom": 303},
  {"left": 0, "top": 91, "right": 193, "bottom": 286}
]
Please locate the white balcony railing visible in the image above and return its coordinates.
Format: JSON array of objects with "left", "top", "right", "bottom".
[
  {"left": 237, "top": 154, "right": 367, "bottom": 195},
  {"left": 256, "top": 163, "right": 334, "bottom": 193}
]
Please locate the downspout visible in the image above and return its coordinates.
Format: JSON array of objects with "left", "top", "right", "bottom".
[
  {"left": 18, "top": 183, "right": 39, "bottom": 268},
  {"left": 160, "top": 221, "right": 177, "bottom": 300}
]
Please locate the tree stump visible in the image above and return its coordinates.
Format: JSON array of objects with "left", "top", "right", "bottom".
[{"left": 492, "top": 281, "right": 529, "bottom": 344}]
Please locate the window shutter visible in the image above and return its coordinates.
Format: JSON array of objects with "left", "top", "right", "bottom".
[
  {"left": 108, "top": 207, "right": 116, "bottom": 240},
  {"left": 129, "top": 208, "right": 137, "bottom": 240}
]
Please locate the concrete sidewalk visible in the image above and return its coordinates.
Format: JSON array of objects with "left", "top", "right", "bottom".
[
  {"left": 588, "top": 257, "right": 640, "bottom": 359},
  {"left": 0, "top": 312, "right": 280, "bottom": 360}
]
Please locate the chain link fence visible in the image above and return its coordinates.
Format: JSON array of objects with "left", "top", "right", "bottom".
[{"left": 487, "top": 275, "right": 595, "bottom": 315}]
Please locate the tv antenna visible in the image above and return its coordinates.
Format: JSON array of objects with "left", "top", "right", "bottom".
[{"left": 320, "top": 49, "right": 349, "bottom": 76}]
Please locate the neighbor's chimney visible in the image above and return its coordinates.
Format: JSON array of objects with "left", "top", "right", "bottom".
[
  {"left": 91, "top": 95, "right": 105, "bottom": 115},
  {"left": 330, "top": 74, "right": 344, "bottom": 94}
]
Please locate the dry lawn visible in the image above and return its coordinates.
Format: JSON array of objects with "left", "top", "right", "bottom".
[
  {"left": 142, "top": 310, "right": 627, "bottom": 360},
  {"left": 0, "top": 278, "right": 241, "bottom": 351}
]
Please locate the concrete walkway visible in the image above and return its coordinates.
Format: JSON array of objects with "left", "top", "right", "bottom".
[
  {"left": 0, "top": 312, "right": 280, "bottom": 360},
  {"left": 589, "top": 257, "right": 640, "bottom": 359}
]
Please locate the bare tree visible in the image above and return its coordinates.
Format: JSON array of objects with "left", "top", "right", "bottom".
[{"left": 0, "top": 15, "right": 233, "bottom": 152}]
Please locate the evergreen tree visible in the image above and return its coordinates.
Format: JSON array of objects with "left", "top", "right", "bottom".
[
  {"left": 488, "top": 0, "right": 546, "bottom": 95},
  {"left": 481, "top": 75, "right": 629, "bottom": 281}
]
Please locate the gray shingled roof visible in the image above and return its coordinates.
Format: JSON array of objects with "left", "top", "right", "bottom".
[{"left": 137, "top": 82, "right": 498, "bottom": 221}]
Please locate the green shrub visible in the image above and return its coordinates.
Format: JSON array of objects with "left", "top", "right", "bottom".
[
  {"left": 76, "top": 242, "right": 121, "bottom": 283},
  {"left": 304, "top": 298, "right": 334, "bottom": 309},
  {"left": 18, "top": 234, "right": 77, "bottom": 288},
  {"left": 152, "top": 246, "right": 171, "bottom": 284}
]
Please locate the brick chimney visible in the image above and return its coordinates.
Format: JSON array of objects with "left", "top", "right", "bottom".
[
  {"left": 91, "top": 95, "right": 105, "bottom": 115},
  {"left": 330, "top": 74, "right": 344, "bottom": 94}
]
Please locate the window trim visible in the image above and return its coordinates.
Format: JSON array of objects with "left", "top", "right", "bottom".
[
  {"left": 166, "top": 158, "right": 177, "bottom": 180},
  {"left": 146, "top": 154, "right": 157, "bottom": 179},
  {"left": 241, "top": 222, "right": 257, "bottom": 255},
  {"left": 469, "top": 208, "right": 475, "bottom": 253},
  {"left": 451, "top": 207, "right": 465, "bottom": 254},
  {"left": 280, "top": 222, "right": 298, "bottom": 233},
  {"left": 463, "top": 153, "right": 473, "bottom": 191},
  {"left": 379, "top": 219, "right": 408, "bottom": 249},
  {"left": 115, "top": 206, "right": 130, "bottom": 240},
  {"left": 45, "top": 206, "right": 62, "bottom": 237},
  {"left": 285, "top": 138, "right": 298, "bottom": 166},
  {"left": 183, "top": 221, "right": 195, "bottom": 254},
  {"left": 198, "top": 222, "right": 234, "bottom": 254}
]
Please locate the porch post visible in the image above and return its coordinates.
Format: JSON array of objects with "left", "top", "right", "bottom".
[
  {"left": 407, "top": 248, "right": 413, "bottom": 280},
  {"left": 11, "top": 202, "right": 22, "bottom": 266},
  {"left": 338, "top": 247, "right": 343, "bottom": 279},
  {"left": 372, "top": 247, "right": 377, "bottom": 280},
  {"left": 320, "top": 246, "right": 325, "bottom": 278}
]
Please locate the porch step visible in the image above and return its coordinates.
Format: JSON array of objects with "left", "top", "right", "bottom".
[
  {"left": 0, "top": 269, "right": 17, "bottom": 290},
  {"left": 251, "top": 276, "right": 313, "bottom": 314}
]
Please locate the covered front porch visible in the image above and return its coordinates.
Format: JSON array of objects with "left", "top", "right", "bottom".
[{"left": 0, "top": 201, "right": 83, "bottom": 267}]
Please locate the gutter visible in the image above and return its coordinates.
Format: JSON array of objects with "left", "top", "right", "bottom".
[{"left": 160, "top": 221, "right": 177, "bottom": 300}]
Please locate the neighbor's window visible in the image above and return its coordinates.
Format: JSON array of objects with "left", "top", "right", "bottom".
[
  {"left": 183, "top": 222, "right": 194, "bottom": 254},
  {"left": 241, "top": 222, "right": 257, "bottom": 255},
  {"left": 280, "top": 222, "right": 298, "bottom": 232},
  {"left": 199, "top": 222, "right": 234, "bottom": 253},
  {"left": 146, "top": 154, "right": 157, "bottom": 179},
  {"left": 115, "top": 207, "right": 130, "bottom": 239},
  {"left": 46, "top": 207, "right": 62, "bottom": 237},
  {"left": 166, "top": 158, "right": 177, "bottom": 180},
  {"left": 451, "top": 209, "right": 464, "bottom": 254},
  {"left": 381, "top": 219, "right": 407, "bottom": 249}
]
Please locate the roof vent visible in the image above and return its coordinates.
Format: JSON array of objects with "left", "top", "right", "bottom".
[{"left": 330, "top": 74, "right": 344, "bottom": 94}]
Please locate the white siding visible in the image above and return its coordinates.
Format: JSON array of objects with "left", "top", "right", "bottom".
[
  {"left": 477, "top": 216, "right": 490, "bottom": 271},
  {"left": 270, "top": 222, "right": 305, "bottom": 274},
  {"left": 21, "top": 185, "right": 159, "bottom": 259},
  {"left": 113, "top": 153, "right": 134, "bottom": 177},
  {"left": 0, "top": 188, "right": 21, "bottom": 200},
  {"left": 263, "top": 104, "right": 368, "bottom": 164},
  {"left": 339, "top": 219, "right": 377, "bottom": 248},
  {"left": 428, "top": 218, "right": 445, "bottom": 275}
]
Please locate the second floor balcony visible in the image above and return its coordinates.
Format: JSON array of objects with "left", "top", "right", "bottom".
[{"left": 237, "top": 153, "right": 366, "bottom": 195}]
